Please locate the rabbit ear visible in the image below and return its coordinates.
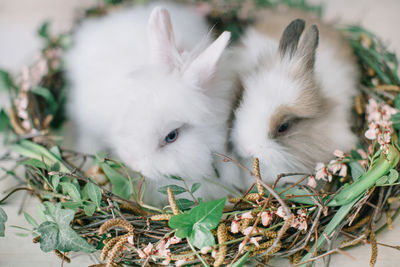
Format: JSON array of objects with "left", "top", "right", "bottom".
[
  {"left": 279, "top": 19, "right": 305, "bottom": 59},
  {"left": 184, "top": 31, "right": 231, "bottom": 87},
  {"left": 148, "top": 7, "right": 179, "bottom": 70},
  {"left": 297, "top": 24, "right": 319, "bottom": 71}
]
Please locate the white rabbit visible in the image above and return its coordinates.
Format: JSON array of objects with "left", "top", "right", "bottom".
[
  {"left": 65, "top": 2, "right": 241, "bottom": 206},
  {"left": 231, "top": 9, "right": 358, "bottom": 187}
]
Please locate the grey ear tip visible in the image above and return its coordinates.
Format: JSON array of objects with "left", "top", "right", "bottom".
[{"left": 290, "top": 18, "right": 306, "bottom": 30}]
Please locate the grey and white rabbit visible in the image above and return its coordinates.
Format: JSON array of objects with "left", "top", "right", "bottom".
[
  {"left": 65, "top": 2, "right": 241, "bottom": 205},
  {"left": 231, "top": 9, "right": 358, "bottom": 187}
]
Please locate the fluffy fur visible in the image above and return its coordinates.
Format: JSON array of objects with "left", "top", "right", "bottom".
[
  {"left": 231, "top": 9, "right": 359, "bottom": 187},
  {"left": 65, "top": 2, "right": 241, "bottom": 205}
]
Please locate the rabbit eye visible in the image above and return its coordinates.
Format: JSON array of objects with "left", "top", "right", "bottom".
[
  {"left": 278, "top": 122, "right": 290, "bottom": 133},
  {"left": 165, "top": 129, "right": 179, "bottom": 144}
]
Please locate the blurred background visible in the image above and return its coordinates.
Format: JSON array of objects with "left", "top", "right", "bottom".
[{"left": 0, "top": 0, "right": 399, "bottom": 266}]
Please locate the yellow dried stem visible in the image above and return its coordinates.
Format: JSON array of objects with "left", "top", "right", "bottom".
[
  {"left": 376, "top": 84, "right": 400, "bottom": 92},
  {"left": 54, "top": 249, "right": 71, "bottom": 263},
  {"left": 354, "top": 95, "right": 365, "bottom": 115},
  {"left": 42, "top": 114, "right": 53, "bottom": 129},
  {"left": 98, "top": 218, "right": 135, "bottom": 235},
  {"left": 106, "top": 235, "right": 129, "bottom": 267},
  {"left": 367, "top": 68, "right": 375, "bottom": 77},
  {"left": 167, "top": 187, "right": 180, "bottom": 215},
  {"left": 253, "top": 158, "right": 264, "bottom": 197},
  {"left": 32, "top": 235, "right": 40, "bottom": 243},
  {"left": 292, "top": 251, "right": 302, "bottom": 264},
  {"left": 214, "top": 224, "right": 228, "bottom": 267},
  {"left": 150, "top": 214, "right": 172, "bottom": 221},
  {"left": 370, "top": 231, "right": 378, "bottom": 267},
  {"left": 9, "top": 107, "right": 27, "bottom": 135},
  {"left": 386, "top": 210, "right": 393, "bottom": 230},
  {"left": 344, "top": 216, "right": 370, "bottom": 232}
]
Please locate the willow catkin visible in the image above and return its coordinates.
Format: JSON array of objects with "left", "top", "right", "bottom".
[
  {"left": 370, "top": 231, "right": 378, "bottom": 267},
  {"left": 214, "top": 224, "right": 228, "bottom": 267},
  {"left": 101, "top": 235, "right": 126, "bottom": 261},
  {"left": 386, "top": 210, "right": 393, "bottom": 230},
  {"left": 106, "top": 235, "right": 129, "bottom": 267},
  {"left": 54, "top": 249, "right": 71, "bottom": 263},
  {"left": 167, "top": 187, "right": 180, "bottom": 215},
  {"left": 98, "top": 218, "right": 135, "bottom": 235},
  {"left": 253, "top": 158, "right": 264, "bottom": 197},
  {"left": 344, "top": 216, "right": 370, "bottom": 233},
  {"left": 150, "top": 214, "right": 171, "bottom": 221}
]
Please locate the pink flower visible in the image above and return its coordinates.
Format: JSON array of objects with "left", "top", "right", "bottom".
[
  {"left": 137, "top": 248, "right": 147, "bottom": 258},
  {"left": 365, "top": 124, "right": 379, "bottom": 140},
  {"left": 243, "top": 226, "right": 260, "bottom": 236},
  {"left": 175, "top": 259, "right": 188, "bottom": 266},
  {"left": 127, "top": 235, "right": 134, "bottom": 245},
  {"left": 315, "top": 163, "right": 333, "bottom": 182},
  {"left": 260, "top": 211, "right": 273, "bottom": 226},
  {"left": 250, "top": 237, "right": 262, "bottom": 247},
  {"left": 275, "top": 206, "right": 287, "bottom": 219},
  {"left": 307, "top": 176, "right": 317, "bottom": 188},
  {"left": 338, "top": 164, "right": 348, "bottom": 177},
  {"left": 357, "top": 149, "right": 367, "bottom": 159},
  {"left": 211, "top": 248, "right": 217, "bottom": 258},
  {"left": 143, "top": 243, "right": 153, "bottom": 255},
  {"left": 161, "top": 256, "right": 171, "bottom": 265},
  {"left": 230, "top": 220, "right": 239, "bottom": 233},
  {"left": 333, "top": 149, "right": 345, "bottom": 159},
  {"left": 238, "top": 241, "right": 246, "bottom": 253},
  {"left": 156, "top": 240, "right": 170, "bottom": 257},
  {"left": 169, "top": 235, "right": 181, "bottom": 244},
  {"left": 241, "top": 212, "right": 253, "bottom": 219},
  {"left": 200, "top": 246, "right": 211, "bottom": 254}
]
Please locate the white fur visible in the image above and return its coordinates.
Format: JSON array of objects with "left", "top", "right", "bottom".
[
  {"left": 65, "top": 2, "right": 240, "bottom": 205},
  {"left": 231, "top": 27, "right": 358, "bottom": 187}
]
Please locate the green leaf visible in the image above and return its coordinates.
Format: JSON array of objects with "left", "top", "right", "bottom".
[
  {"left": 82, "top": 178, "right": 102, "bottom": 208},
  {"left": 61, "top": 201, "right": 81, "bottom": 210},
  {"left": 350, "top": 149, "right": 362, "bottom": 160},
  {"left": 37, "top": 221, "right": 58, "bottom": 252},
  {"left": 49, "top": 146, "right": 62, "bottom": 160},
  {"left": 158, "top": 185, "right": 187, "bottom": 196},
  {"left": 191, "top": 183, "right": 201, "bottom": 194},
  {"left": 188, "top": 224, "right": 215, "bottom": 249},
  {"left": 376, "top": 175, "right": 388, "bottom": 186},
  {"left": 176, "top": 198, "right": 195, "bottom": 210},
  {"left": 31, "top": 86, "right": 58, "bottom": 114},
  {"left": 231, "top": 250, "right": 250, "bottom": 267},
  {"left": 51, "top": 174, "right": 60, "bottom": 190},
  {"left": 83, "top": 202, "right": 96, "bottom": 216},
  {"left": 0, "top": 70, "right": 12, "bottom": 91},
  {"left": 38, "top": 21, "right": 50, "bottom": 39},
  {"left": 61, "top": 182, "right": 82, "bottom": 202},
  {"left": 169, "top": 175, "right": 183, "bottom": 181},
  {"left": 391, "top": 113, "right": 400, "bottom": 130},
  {"left": 18, "top": 158, "right": 47, "bottom": 169},
  {"left": 0, "top": 207, "right": 7, "bottom": 237},
  {"left": 43, "top": 202, "right": 56, "bottom": 217},
  {"left": 395, "top": 94, "right": 400, "bottom": 110},
  {"left": 388, "top": 169, "right": 399, "bottom": 184},
  {"left": 23, "top": 212, "right": 39, "bottom": 228},
  {"left": 349, "top": 161, "right": 365, "bottom": 181},
  {"left": 0, "top": 109, "right": 10, "bottom": 132},
  {"left": 97, "top": 161, "right": 132, "bottom": 199},
  {"left": 37, "top": 205, "right": 47, "bottom": 222},
  {"left": 169, "top": 198, "right": 226, "bottom": 249}
]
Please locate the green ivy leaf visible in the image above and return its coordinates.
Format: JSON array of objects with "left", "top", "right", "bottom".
[
  {"left": 349, "top": 161, "right": 365, "bottom": 181},
  {"left": 188, "top": 223, "right": 215, "bottom": 249},
  {"left": 169, "top": 198, "right": 226, "bottom": 249},
  {"left": 231, "top": 251, "right": 250, "bottom": 267},
  {"left": 376, "top": 175, "right": 388, "bottom": 186},
  {"left": 37, "top": 221, "right": 58, "bottom": 252},
  {"left": 158, "top": 185, "right": 187, "bottom": 195},
  {"left": 61, "top": 182, "right": 82, "bottom": 202},
  {"left": 191, "top": 183, "right": 201, "bottom": 194},
  {"left": 82, "top": 178, "right": 102, "bottom": 208},
  {"left": 0, "top": 207, "right": 7, "bottom": 237},
  {"left": 23, "top": 212, "right": 39, "bottom": 228}
]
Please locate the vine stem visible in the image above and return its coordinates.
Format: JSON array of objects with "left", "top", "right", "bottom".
[{"left": 187, "top": 239, "right": 210, "bottom": 267}]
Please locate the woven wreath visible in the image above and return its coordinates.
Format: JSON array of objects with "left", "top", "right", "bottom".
[{"left": 0, "top": 1, "right": 399, "bottom": 266}]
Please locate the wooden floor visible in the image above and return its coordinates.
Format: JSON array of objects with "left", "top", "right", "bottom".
[{"left": 1, "top": 0, "right": 400, "bottom": 266}]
